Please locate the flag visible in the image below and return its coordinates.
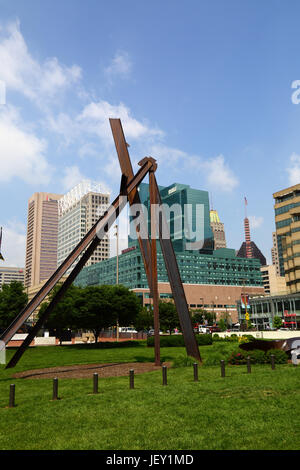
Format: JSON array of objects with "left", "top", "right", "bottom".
[
  {"left": 244, "top": 197, "right": 248, "bottom": 205},
  {"left": 0, "top": 227, "right": 4, "bottom": 261}
]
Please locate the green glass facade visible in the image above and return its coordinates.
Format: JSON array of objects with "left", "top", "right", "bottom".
[
  {"left": 74, "top": 182, "right": 263, "bottom": 290},
  {"left": 74, "top": 245, "right": 263, "bottom": 289}
]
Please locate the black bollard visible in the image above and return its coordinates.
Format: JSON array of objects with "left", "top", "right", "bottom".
[
  {"left": 9, "top": 384, "right": 15, "bottom": 408},
  {"left": 220, "top": 360, "right": 225, "bottom": 378},
  {"left": 193, "top": 363, "right": 198, "bottom": 382},
  {"left": 52, "top": 377, "right": 59, "bottom": 400},
  {"left": 162, "top": 365, "right": 167, "bottom": 386},
  {"left": 93, "top": 373, "right": 98, "bottom": 394},
  {"left": 129, "top": 369, "right": 134, "bottom": 389},
  {"left": 271, "top": 354, "right": 275, "bottom": 370},
  {"left": 247, "top": 357, "right": 251, "bottom": 374}
]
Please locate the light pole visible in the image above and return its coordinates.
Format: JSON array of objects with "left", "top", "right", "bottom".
[{"left": 114, "top": 224, "right": 119, "bottom": 342}]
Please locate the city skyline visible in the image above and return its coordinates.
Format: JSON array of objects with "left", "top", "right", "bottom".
[{"left": 2, "top": 1, "right": 300, "bottom": 267}]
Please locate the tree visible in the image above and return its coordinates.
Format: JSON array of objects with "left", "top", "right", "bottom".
[
  {"left": 159, "top": 301, "right": 180, "bottom": 334},
  {"left": 273, "top": 316, "right": 283, "bottom": 329},
  {"left": 0, "top": 281, "right": 28, "bottom": 331},
  {"left": 190, "top": 308, "right": 216, "bottom": 326},
  {"left": 111, "top": 284, "right": 142, "bottom": 327},
  {"left": 38, "top": 284, "right": 81, "bottom": 343},
  {"left": 133, "top": 306, "right": 154, "bottom": 332},
  {"left": 74, "top": 284, "right": 142, "bottom": 343}
]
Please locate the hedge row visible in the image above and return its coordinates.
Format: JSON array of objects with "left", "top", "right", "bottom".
[
  {"left": 147, "top": 334, "right": 212, "bottom": 347},
  {"left": 228, "top": 348, "right": 288, "bottom": 365}
]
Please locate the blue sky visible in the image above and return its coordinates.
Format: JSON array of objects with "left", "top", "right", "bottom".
[{"left": 1, "top": 0, "right": 300, "bottom": 266}]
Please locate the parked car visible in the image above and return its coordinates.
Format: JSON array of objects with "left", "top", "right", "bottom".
[{"left": 148, "top": 329, "right": 163, "bottom": 336}]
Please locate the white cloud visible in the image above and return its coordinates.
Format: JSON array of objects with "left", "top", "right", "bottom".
[
  {"left": 0, "top": 105, "right": 52, "bottom": 184},
  {"left": 248, "top": 215, "right": 263, "bottom": 229},
  {"left": 287, "top": 153, "right": 300, "bottom": 186},
  {"left": 150, "top": 145, "right": 239, "bottom": 192},
  {"left": 0, "top": 20, "right": 82, "bottom": 106},
  {"left": 77, "top": 100, "right": 164, "bottom": 142},
  {"left": 201, "top": 154, "right": 239, "bottom": 192},
  {"left": 61, "top": 166, "right": 86, "bottom": 191},
  {"left": 0, "top": 220, "right": 26, "bottom": 267},
  {"left": 104, "top": 51, "right": 132, "bottom": 83}
]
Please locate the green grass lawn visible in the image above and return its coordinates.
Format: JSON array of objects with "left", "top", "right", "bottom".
[{"left": 0, "top": 340, "right": 299, "bottom": 450}]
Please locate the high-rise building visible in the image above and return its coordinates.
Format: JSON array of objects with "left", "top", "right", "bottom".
[
  {"left": 273, "top": 183, "right": 300, "bottom": 292},
  {"left": 210, "top": 210, "right": 227, "bottom": 249},
  {"left": 0, "top": 266, "right": 25, "bottom": 289},
  {"left": 57, "top": 180, "right": 110, "bottom": 271},
  {"left": 25, "top": 192, "right": 62, "bottom": 288},
  {"left": 271, "top": 232, "right": 280, "bottom": 276},
  {"left": 260, "top": 264, "right": 287, "bottom": 296}
]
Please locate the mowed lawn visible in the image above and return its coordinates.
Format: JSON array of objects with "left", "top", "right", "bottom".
[{"left": 0, "top": 340, "right": 299, "bottom": 450}]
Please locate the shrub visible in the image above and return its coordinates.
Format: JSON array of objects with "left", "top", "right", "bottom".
[
  {"left": 228, "top": 347, "right": 288, "bottom": 365},
  {"left": 266, "top": 349, "right": 288, "bottom": 364},
  {"left": 147, "top": 334, "right": 212, "bottom": 347},
  {"left": 212, "top": 334, "right": 238, "bottom": 343},
  {"left": 228, "top": 350, "right": 247, "bottom": 365}
]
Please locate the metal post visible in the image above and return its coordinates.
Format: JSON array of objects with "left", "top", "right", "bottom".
[
  {"left": 52, "top": 377, "right": 58, "bottom": 400},
  {"left": 271, "top": 354, "right": 275, "bottom": 370},
  {"left": 149, "top": 169, "right": 161, "bottom": 366},
  {"left": 220, "top": 360, "right": 225, "bottom": 377},
  {"left": 129, "top": 369, "right": 134, "bottom": 389},
  {"left": 247, "top": 356, "right": 251, "bottom": 374},
  {"left": 162, "top": 365, "right": 167, "bottom": 385},
  {"left": 9, "top": 384, "right": 15, "bottom": 408},
  {"left": 115, "top": 224, "right": 119, "bottom": 343},
  {"left": 93, "top": 373, "right": 98, "bottom": 394},
  {"left": 193, "top": 363, "right": 198, "bottom": 382}
]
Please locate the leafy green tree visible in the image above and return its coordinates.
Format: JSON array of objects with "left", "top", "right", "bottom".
[
  {"left": 38, "top": 284, "right": 81, "bottom": 344},
  {"left": 133, "top": 306, "right": 154, "bottom": 332},
  {"left": 218, "top": 318, "right": 227, "bottom": 331},
  {"left": 273, "top": 316, "right": 283, "bottom": 329},
  {"left": 111, "top": 284, "right": 142, "bottom": 328},
  {"left": 0, "top": 281, "right": 28, "bottom": 331},
  {"left": 159, "top": 301, "right": 180, "bottom": 334},
  {"left": 190, "top": 308, "right": 216, "bottom": 326},
  {"left": 74, "top": 284, "right": 142, "bottom": 343}
]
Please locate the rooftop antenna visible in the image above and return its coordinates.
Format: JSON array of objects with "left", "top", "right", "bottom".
[{"left": 244, "top": 197, "right": 252, "bottom": 258}]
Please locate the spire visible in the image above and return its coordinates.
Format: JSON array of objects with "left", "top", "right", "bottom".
[{"left": 244, "top": 197, "right": 252, "bottom": 258}]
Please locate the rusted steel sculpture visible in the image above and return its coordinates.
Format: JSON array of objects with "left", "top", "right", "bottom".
[{"left": 1, "top": 119, "right": 201, "bottom": 368}]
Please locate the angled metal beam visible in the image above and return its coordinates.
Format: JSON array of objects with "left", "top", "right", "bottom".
[
  {"left": 153, "top": 174, "right": 201, "bottom": 362},
  {"left": 109, "top": 119, "right": 153, "bottom": 293}
]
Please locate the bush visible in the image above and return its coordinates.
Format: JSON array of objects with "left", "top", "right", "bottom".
[
  {"left": 213, "top": 335, "right": 239, "bottom": 343},
  {"left": 147, "top": 334, "right": 212, "bottom": 347},
  {"left": 266, "top": 349, "right": 288, "bottom": 364},
  {"left": 228, "top": 347, "right": 288, "bottom": 365}
]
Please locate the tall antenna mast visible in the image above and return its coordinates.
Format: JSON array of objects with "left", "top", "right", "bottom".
[{"left": 244, "top": 197, "right": 252, "bottom": 258}]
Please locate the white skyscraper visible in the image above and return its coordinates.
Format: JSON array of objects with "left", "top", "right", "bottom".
[{"left": 57, "top": 180, "right": 110, "bottom": 271}]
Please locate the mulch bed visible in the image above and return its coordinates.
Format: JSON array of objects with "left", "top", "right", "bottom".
[{"left": 13, "top": 362, "right": 172, "bottom": 380}]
